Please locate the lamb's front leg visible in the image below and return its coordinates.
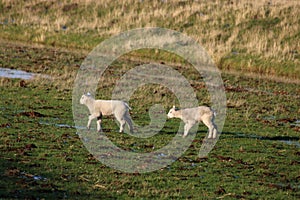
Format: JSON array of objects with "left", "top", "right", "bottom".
[
  {"left": 183, "top": 122, "right": 194, "bottom": 138},
  {"left": 87, "top": 113, "right": 98, "bottom": 130}
]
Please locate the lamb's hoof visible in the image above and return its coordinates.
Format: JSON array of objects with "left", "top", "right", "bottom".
[{"left": 207, "top": 136, "right": 217, "bottom": 140}]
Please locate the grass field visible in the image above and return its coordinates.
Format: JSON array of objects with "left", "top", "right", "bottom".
[
  {"left": 0, "top": 0, "right": 300, "bottom": 199},
  {"left": 0, "top": 40, "right": 299, "bottom": 199}
]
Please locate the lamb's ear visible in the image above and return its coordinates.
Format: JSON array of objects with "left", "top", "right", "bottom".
[
  {"left": 172, "top": 105, "right": 175, "bottom": 109},
  {"left": 86, "top": 92, "right": 91, "bottom": 96}
]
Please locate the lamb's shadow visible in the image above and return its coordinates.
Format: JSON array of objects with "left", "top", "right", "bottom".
[
  {"left": 221, "top": 132, "right": 300, "bottom": 147},
  {"left": 161, "top": 129, "right": 208, "bottom": 136}
]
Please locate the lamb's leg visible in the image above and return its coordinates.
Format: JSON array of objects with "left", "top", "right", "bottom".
[
  {"left": 202, "top": 117, "right": 215, "bottom": 139},
  {"left": 115, "top": 114, "right": 126, "bottom": 133},
  {"left": 96, "top": 119, "right": 102, "bottom": 132},
  {"left": 212, "top": 122, "right": 218, "bottom": 138},
  {"left": 119, "top": 119, "right": 126, "bottom": 133},
  {"left": 124, "top": 113, "right": 134, "bottom": 133},
  {"left": 87, "top": 113, "right": 98, "bottom": 130},
  {"left": 183, "top": 122, "right": 194, "bottom": 138},
  {"left": 96, "top": 114, "right": 102, "bottom": 132},
  {"left": 97, "top": 113, "right": 102, "bottom": 132}
]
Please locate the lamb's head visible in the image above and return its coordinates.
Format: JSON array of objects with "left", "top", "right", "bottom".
[
  {"left": 80, "top": 93, "right": 92, "bottom": 105},
  {"left": 167, "top": 105, "right": 177, "bottom": 119}
]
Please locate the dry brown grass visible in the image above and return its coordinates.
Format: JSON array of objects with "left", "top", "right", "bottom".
[{"left": 1, "top": 0, "right": 299, "bottom": 79}]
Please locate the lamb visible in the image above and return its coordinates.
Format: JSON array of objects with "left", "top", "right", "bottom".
[
  {"left": 80, "top": 93, "right": 134, "bottom": 133},
  {"left": 167, "top": 105, "right": 218, "bottom": 139}
]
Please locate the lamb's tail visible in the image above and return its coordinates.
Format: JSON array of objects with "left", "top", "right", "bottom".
[
  {"left": 212, "top": 109, "right": 217, "bottom": 117},
  {"left": 125, "top": 103, "right": 132, "bottom": 110}
]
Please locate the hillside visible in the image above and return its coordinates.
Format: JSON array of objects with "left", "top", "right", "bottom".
[{"left": 0, "top": 0, "right": 299, "bottom": 79}]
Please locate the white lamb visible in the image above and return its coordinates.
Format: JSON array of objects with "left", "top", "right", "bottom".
[
  {"left": 167, "top": 105, "right": 218, "bottom": 139},
  {"left": 80, "top": 93, "right": 134, "bottom": 133}
]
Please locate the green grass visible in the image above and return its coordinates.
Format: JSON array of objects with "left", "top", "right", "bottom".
[{"left": 0, "top": 41, "right": 299, "bottom": 199}]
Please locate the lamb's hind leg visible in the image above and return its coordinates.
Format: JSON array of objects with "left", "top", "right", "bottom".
[
  {"left": 202, "top": 117, "right": 217, "bottom": 139},
  {"left": 212, "top": 121, "right": 218, "bottom": 138},
  {"left": 115, "top": 114, "right": 126, "bottom": 133},
  {"left": 96, "top": 113, "right": 103, "bottom": 132},
  {"left": 119, "top": 119, "right": 126, "bottom": 133},
  {"left": 124, "top": 113, "right": 134, "bottom": 133}
]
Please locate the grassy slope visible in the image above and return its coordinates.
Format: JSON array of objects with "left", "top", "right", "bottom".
[
  {"left": 0, "top": 40, "right": 299, "bottom": 199},
  {"left": 0, "top": 0, "right": 299, "bottom": 80}
]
